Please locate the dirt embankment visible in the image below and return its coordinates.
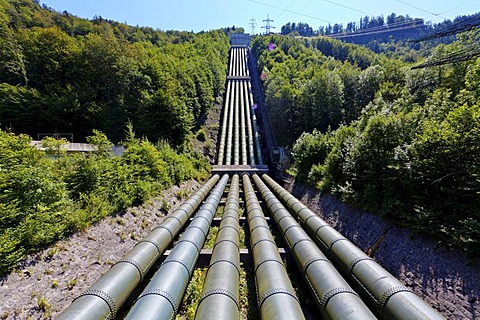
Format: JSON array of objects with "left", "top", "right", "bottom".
[{"left": 283, "top": 182, "right": 479, "bottom": 320}]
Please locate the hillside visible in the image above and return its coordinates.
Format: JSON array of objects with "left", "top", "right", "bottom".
[
  {"left": 280, "top": 12, "right": 480, "bottom": 60},
  {"left": 252, "top": 31, "right": 480, "bottom": 258},
  {"left": 0, "top": 0, "right": 229, "bottom": 144}
]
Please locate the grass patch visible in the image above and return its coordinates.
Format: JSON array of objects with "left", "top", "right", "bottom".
[{"left": 176, "top": 268, "right": 207, "bottom": 320}]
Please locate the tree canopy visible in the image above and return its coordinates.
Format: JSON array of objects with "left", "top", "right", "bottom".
[{"left": 0, "top": 0, "right": 230, "bottom": 145}]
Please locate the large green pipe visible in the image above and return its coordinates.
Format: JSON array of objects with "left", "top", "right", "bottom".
[
  {"left": 234, "top": 79, "right": 240, "bottom": 165},
  {"left": 125, "top": 174, "right": 229, "bottom": 320},
  {"left": 228, "top": 48, "right": 233, "bottom": 76},
  {"left": 239, "top": 47, "right": 244, "bottom": 76},
  {"left": 246, "top": 70, "right": 263, "bottom": 165},
  {"left": 243, "top": 80, "right": 256, "bottom": 165},
  {"left": 57, "top": 175, "right": 221, "bottom": 320},
  {"left": 195, "top": 174, "right": 241, "bottom": 320},
  {"left": 243, "top": 175, "right": 305, "bottom": 320},
  {"left": 260, "top": 174, "right": 445, "bottom": 320},
  {"left": 225, "top": 80, "right": 235, "bottom": 165},
  {"left": 252, "top": 174, "right": 377, "bottom": 320},
  {"left": 217, "top": 80, "right": 232, "bottom": 165},
  {"left": 240, "top": 80, "right": 248, "bottom": 165}
]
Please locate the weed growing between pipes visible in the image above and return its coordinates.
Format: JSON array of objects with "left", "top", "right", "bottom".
[
  {"left": 240, "top": 265, "right": 258, "bottom": 320},
  {"left": 176, "top": 268, "right": 207, "bottom": 320},
  {"left": 204, "top": 226, "right": 219, "bottom": 249},
  {"left": 284, "top": 257, "right": 318, "bottom": 320}
]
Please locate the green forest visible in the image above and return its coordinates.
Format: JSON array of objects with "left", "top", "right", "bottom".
[
  {"left": 0, "top": 0, "right": 229, "bottom": 273},
  {"left": 252, "top": 31, "right": 479, "bottom": 258},
  {"left": 0, "top": 0, "right": 229, "bottom": 144}
]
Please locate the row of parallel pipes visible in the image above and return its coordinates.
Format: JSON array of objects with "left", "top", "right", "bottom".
[
  {"left": 217, "top": 80, "right": 231, "bottom": 165},
  {"left": 57, "top": 175, "right": 221, "bottom": 320},
  {"left": 253, "top": 174, "right": 377, "bottom": 320},
  {"left": 125, "top": 174, "right": 229, "bottom": 320},
  {"left": 57, "top": 42, "right": 444, "bottom": 320},
  {"left": 59, "top": 172, "right": 445, "bottom": 320},
  {"left": 243, "top": 80, "right": 256, "bottom": 165},
  {"left": 218, "top": 47, "right": 262, "bottom": 166},
  {"left": 260, "top": 174, "right": 445, "bottom": 320},
  {"left": 195, "top": 174, "right": 241, "bottom": 320}
]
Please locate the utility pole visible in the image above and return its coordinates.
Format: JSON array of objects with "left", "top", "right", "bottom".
[
  {"left": 262, "top": 15, "right": 275, "bottom": 34},
  {"left": 249, "top": 17, "right": 257, "bottom": 35}
]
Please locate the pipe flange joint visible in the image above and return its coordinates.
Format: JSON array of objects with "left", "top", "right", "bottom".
[
  {"left": 175, "top": 239, "right": 201, "bottom": 254},
  {"left": 137, "top": 288, "right": 177, "bottom": 315},
  {"left": 199, "top": 288, "right": 239, "bottom": 308},
  {"left": 116, "top": 258, "right": 146, "bottom": 282},
  {"left": 291, "top": 238, "right": 314, "bottom": 251},
  {"left": 213, "top": 239, "right": 240, "bottom": 251},
  {"left": 162, "top": 258, "right": 192, "bottom": 277},
  {"left": 258, "top": 287, "right": 299, "bottom": 308},
  {"left": 164, "top": 215, "right": 183, "bottom": 226},
  {"left": 251, "top": 238, "right": 276, "bottom": 251},
  {"left": 250, "top": 224, "right": 270, "bottom": 234},
  {"left": 209, "top": 258, "right": 241, "bottom": 275},
  {"left": 219, "top": 224, "right": 240, "bottom": 236},
  {"left": 193, "top": 215, "right": 210, "bottom": 225},
  {"left": 136, "top": 239, "right": 161, "bottom": 254},
  {"left": 254, "top": 258, "right": 284, "bottom": 273},
  {"left": 186, "top": 225, "right": 207, "bottom": 238},
  {"left": 319, "top": 287, "right": 359, "bottom": 312},
  {"left": 328, "top": 237, "right": 348, "bottom": 251},
  {"left": 75, "top": 289, "right": 117, "bottom": 319},
  {"left": 348, "top": 256, "right": 374, "bottom": 273},
  {"left": 378, "top": 286, "right": 413, "bottom": 309},
  {"left": 282, "top": 224, "right": 302, "bottom": 237},
  {"left": 315, "top": 224, "right": 329, "bottom": 235},
  {"left": 303, "top": 257, "right": 331, "bottom": 274},
  {"left": 153, "top": 226, "right": 174, "bottom": 242}
]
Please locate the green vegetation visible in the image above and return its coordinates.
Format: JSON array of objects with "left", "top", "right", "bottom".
[
  {"left": 0, "top": 0, "right": 229, "bottom": 145},
  {"left": 0, "top": 1, "right": 225, "bottom": 274},
  {"left": 254, "top": 32, "right": 480, "bottom": 258},
  {"left": 204, "top": 226, "right": 219, "bottom": 249},
  {"left": 36, "top": 296, "right": 51, "bottom": 318},
  {"left": 176, "top": 268, "right": 207, "bottom": 320},
  {"left": 0, "top": 128, "right": 210, "bottom": 274}
]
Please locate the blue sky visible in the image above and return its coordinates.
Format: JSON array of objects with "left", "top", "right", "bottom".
[{"left": 42, "top": 0, "right": 478, "bottom": 33}]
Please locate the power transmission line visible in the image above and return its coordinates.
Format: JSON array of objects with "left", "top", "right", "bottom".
[
  {"left": 412, "top": 42, "right": 480, "bottom": 69},
  {"left": 394, "top": 0, "right": 448, "bottom": 20},
  {"left": 276, "top": 0, "right": 296, "bottom": 20},
  {"left": 287, "top": 0, "right": 315, "bottom": 22},
  {"left": 324, "top": 0, "right": 373, "bottom": 16},
  {"left": 327, "top": 18, "right": 426, "bottom": 39},
  {"left": 411, "top": 14, "right": 480, "bottom": 42},
  {"left": 329, "top": 24, "right": 424, "bottom": 39},
  {"left": 269, "top": 0, "right": 282, "bottom": 18},
  {"left": 249, "top": 0, "right": 331, "bottom": 24}
]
